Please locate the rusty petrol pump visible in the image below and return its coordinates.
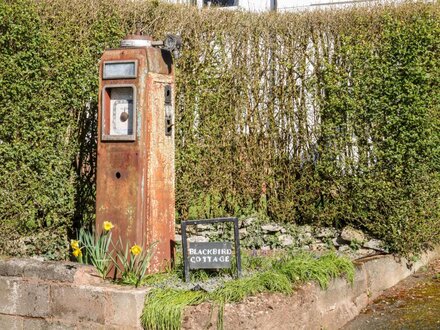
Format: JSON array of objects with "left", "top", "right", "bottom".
[{"left": 96, "top": 34, "right": 181, "bottom": 273}]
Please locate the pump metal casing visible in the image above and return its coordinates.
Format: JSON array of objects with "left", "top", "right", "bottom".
[{"left": 96, "top": 42, "right": 175, "bottom": 272}]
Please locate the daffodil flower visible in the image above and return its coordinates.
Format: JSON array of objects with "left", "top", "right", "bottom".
[
  {"left": 130, "top": 244, "right": 142, "bottom": 256},
  {"left": 70, "top": 239, "right": 80, "bottom": 250},
  {"left": 103, "top": 221, "right": 114, "bottom": 231},
  {"left": 72, "top": 248, "right": 82, "bottom": 258}
]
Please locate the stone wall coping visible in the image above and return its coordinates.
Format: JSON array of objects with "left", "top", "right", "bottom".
[{"left": 0, "top": 257, "right": 102, "bottom": 284}]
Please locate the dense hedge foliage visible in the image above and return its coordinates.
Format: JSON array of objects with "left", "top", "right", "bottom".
[{"left": 0, "top": 0, "right": 438, "bottom": 258}]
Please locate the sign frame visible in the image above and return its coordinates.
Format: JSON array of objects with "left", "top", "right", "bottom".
[{"left": 181, "top": 217, "right": 242, "bottom": 283}]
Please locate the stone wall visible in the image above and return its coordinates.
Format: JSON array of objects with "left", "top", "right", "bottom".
[
  {"left": 182, "top": 246, "right": 440, "bottom": 330},
  {"left": 1, "top": 247, "right": 439, "bottom": 330},
  {"left": 176, "top": 217, "right": 388, "bottom": 259},
  {"left": 0, "top": 258, "right": 148, "bottom": 330}
]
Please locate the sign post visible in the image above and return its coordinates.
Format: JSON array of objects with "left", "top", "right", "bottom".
[{"left": 181, "top": 217, "right": 242, "bottom": 283}]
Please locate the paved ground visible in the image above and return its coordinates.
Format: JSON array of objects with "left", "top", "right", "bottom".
[{"left": 343, "top": 258, "right": 440, "bottom": 330}]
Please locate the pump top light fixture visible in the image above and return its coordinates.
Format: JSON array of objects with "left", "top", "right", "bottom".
[{"left": 120, "top": 34, "right": 182, "bottom": 58}]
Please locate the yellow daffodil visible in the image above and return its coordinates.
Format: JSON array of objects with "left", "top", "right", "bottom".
[
  {"left": 70, "top": 239, "right": 79, "bottom": 250},
  {"left": 72, "top": 248, "right": 82, "bottom": 258},
  {"left": 103, "top": 221, "right": 114, "bottom": 231},
  {"left": 130, "top": 244, "right": 142, "bottom": 256}
]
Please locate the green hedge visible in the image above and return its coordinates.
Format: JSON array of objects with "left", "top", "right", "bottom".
[{"left": 0, "top": 0, "right": 439, "bottom": 258}]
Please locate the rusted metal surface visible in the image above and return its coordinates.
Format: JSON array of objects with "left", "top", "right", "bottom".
[{"left": 96, "top": 44, "right": 175, "bottom": 273}]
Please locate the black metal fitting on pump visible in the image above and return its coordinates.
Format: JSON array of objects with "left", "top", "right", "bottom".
[{"left": 151, "top": 34, "right": 182, "bottom": 58}]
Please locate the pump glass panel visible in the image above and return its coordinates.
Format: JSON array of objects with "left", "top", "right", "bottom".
[
  {"left": 103, "top": 61, "right": 136, "bottom": 79},
  {"left": 102, "top": 86, "right": 136, "bottom": 141},
  {"left": 110, "top": 88, "right": 133, "bottom": 135}
]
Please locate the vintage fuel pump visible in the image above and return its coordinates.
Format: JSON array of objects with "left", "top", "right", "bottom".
[{"left": 96, "top": 34, "right": 181, "bottom": 272}]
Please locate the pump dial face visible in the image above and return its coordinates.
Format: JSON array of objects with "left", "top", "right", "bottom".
[{"left": 109, "top": 87, "right": 134, "bottom": 136}]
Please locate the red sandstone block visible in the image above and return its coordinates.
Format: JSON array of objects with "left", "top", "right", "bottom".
[
  {"left": 49, "top": 284, "right": 108, "bottom": 324},
  {"left": 105, "top": 286, "right": 149, "bottom": 328},
  {"left": 0, "top": 258, "right": 100, "bottom": 284},
  {"left": 0, "top": 314, "right": 23, "bottom": 330},
  {"left": 0, "top": 277, "right": 50, "bottom": 317},
  {"left": 23, "top": 318, "right": 76, "bottom": 330}
]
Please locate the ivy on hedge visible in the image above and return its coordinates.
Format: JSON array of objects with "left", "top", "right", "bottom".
[{"left": 0, "top": 0, "right": 438, "bottom": 258}]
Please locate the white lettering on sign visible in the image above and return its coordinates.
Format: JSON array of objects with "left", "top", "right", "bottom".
[
  {"left": 188, "top": 242, "right": 232, "bottom": 269},
  {"left": 188, "top": 248, "right": 232, "bottom": 255}
]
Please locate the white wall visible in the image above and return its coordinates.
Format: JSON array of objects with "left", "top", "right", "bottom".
[
  {"left": 277, "top": 0, "right": 378, "bottom": 12},
  {"left": 164, "top": 0, "right": 384, "bottom": 12},
  {"left": 238, "top": 0, "right": 271, "bottom": 11},
  {"left": 163, "top": 0, "right": 272, "bottom": 11}
]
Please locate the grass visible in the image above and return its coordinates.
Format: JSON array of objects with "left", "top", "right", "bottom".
[
  {"left": 142, "top": 289, "right": 206, "bottom": 330},
  {"left": 141, "top": 251, "right": 354, "bottom": 330},
  {"left": 273, "top": 252, "right": 355, "bottom": 288}
]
